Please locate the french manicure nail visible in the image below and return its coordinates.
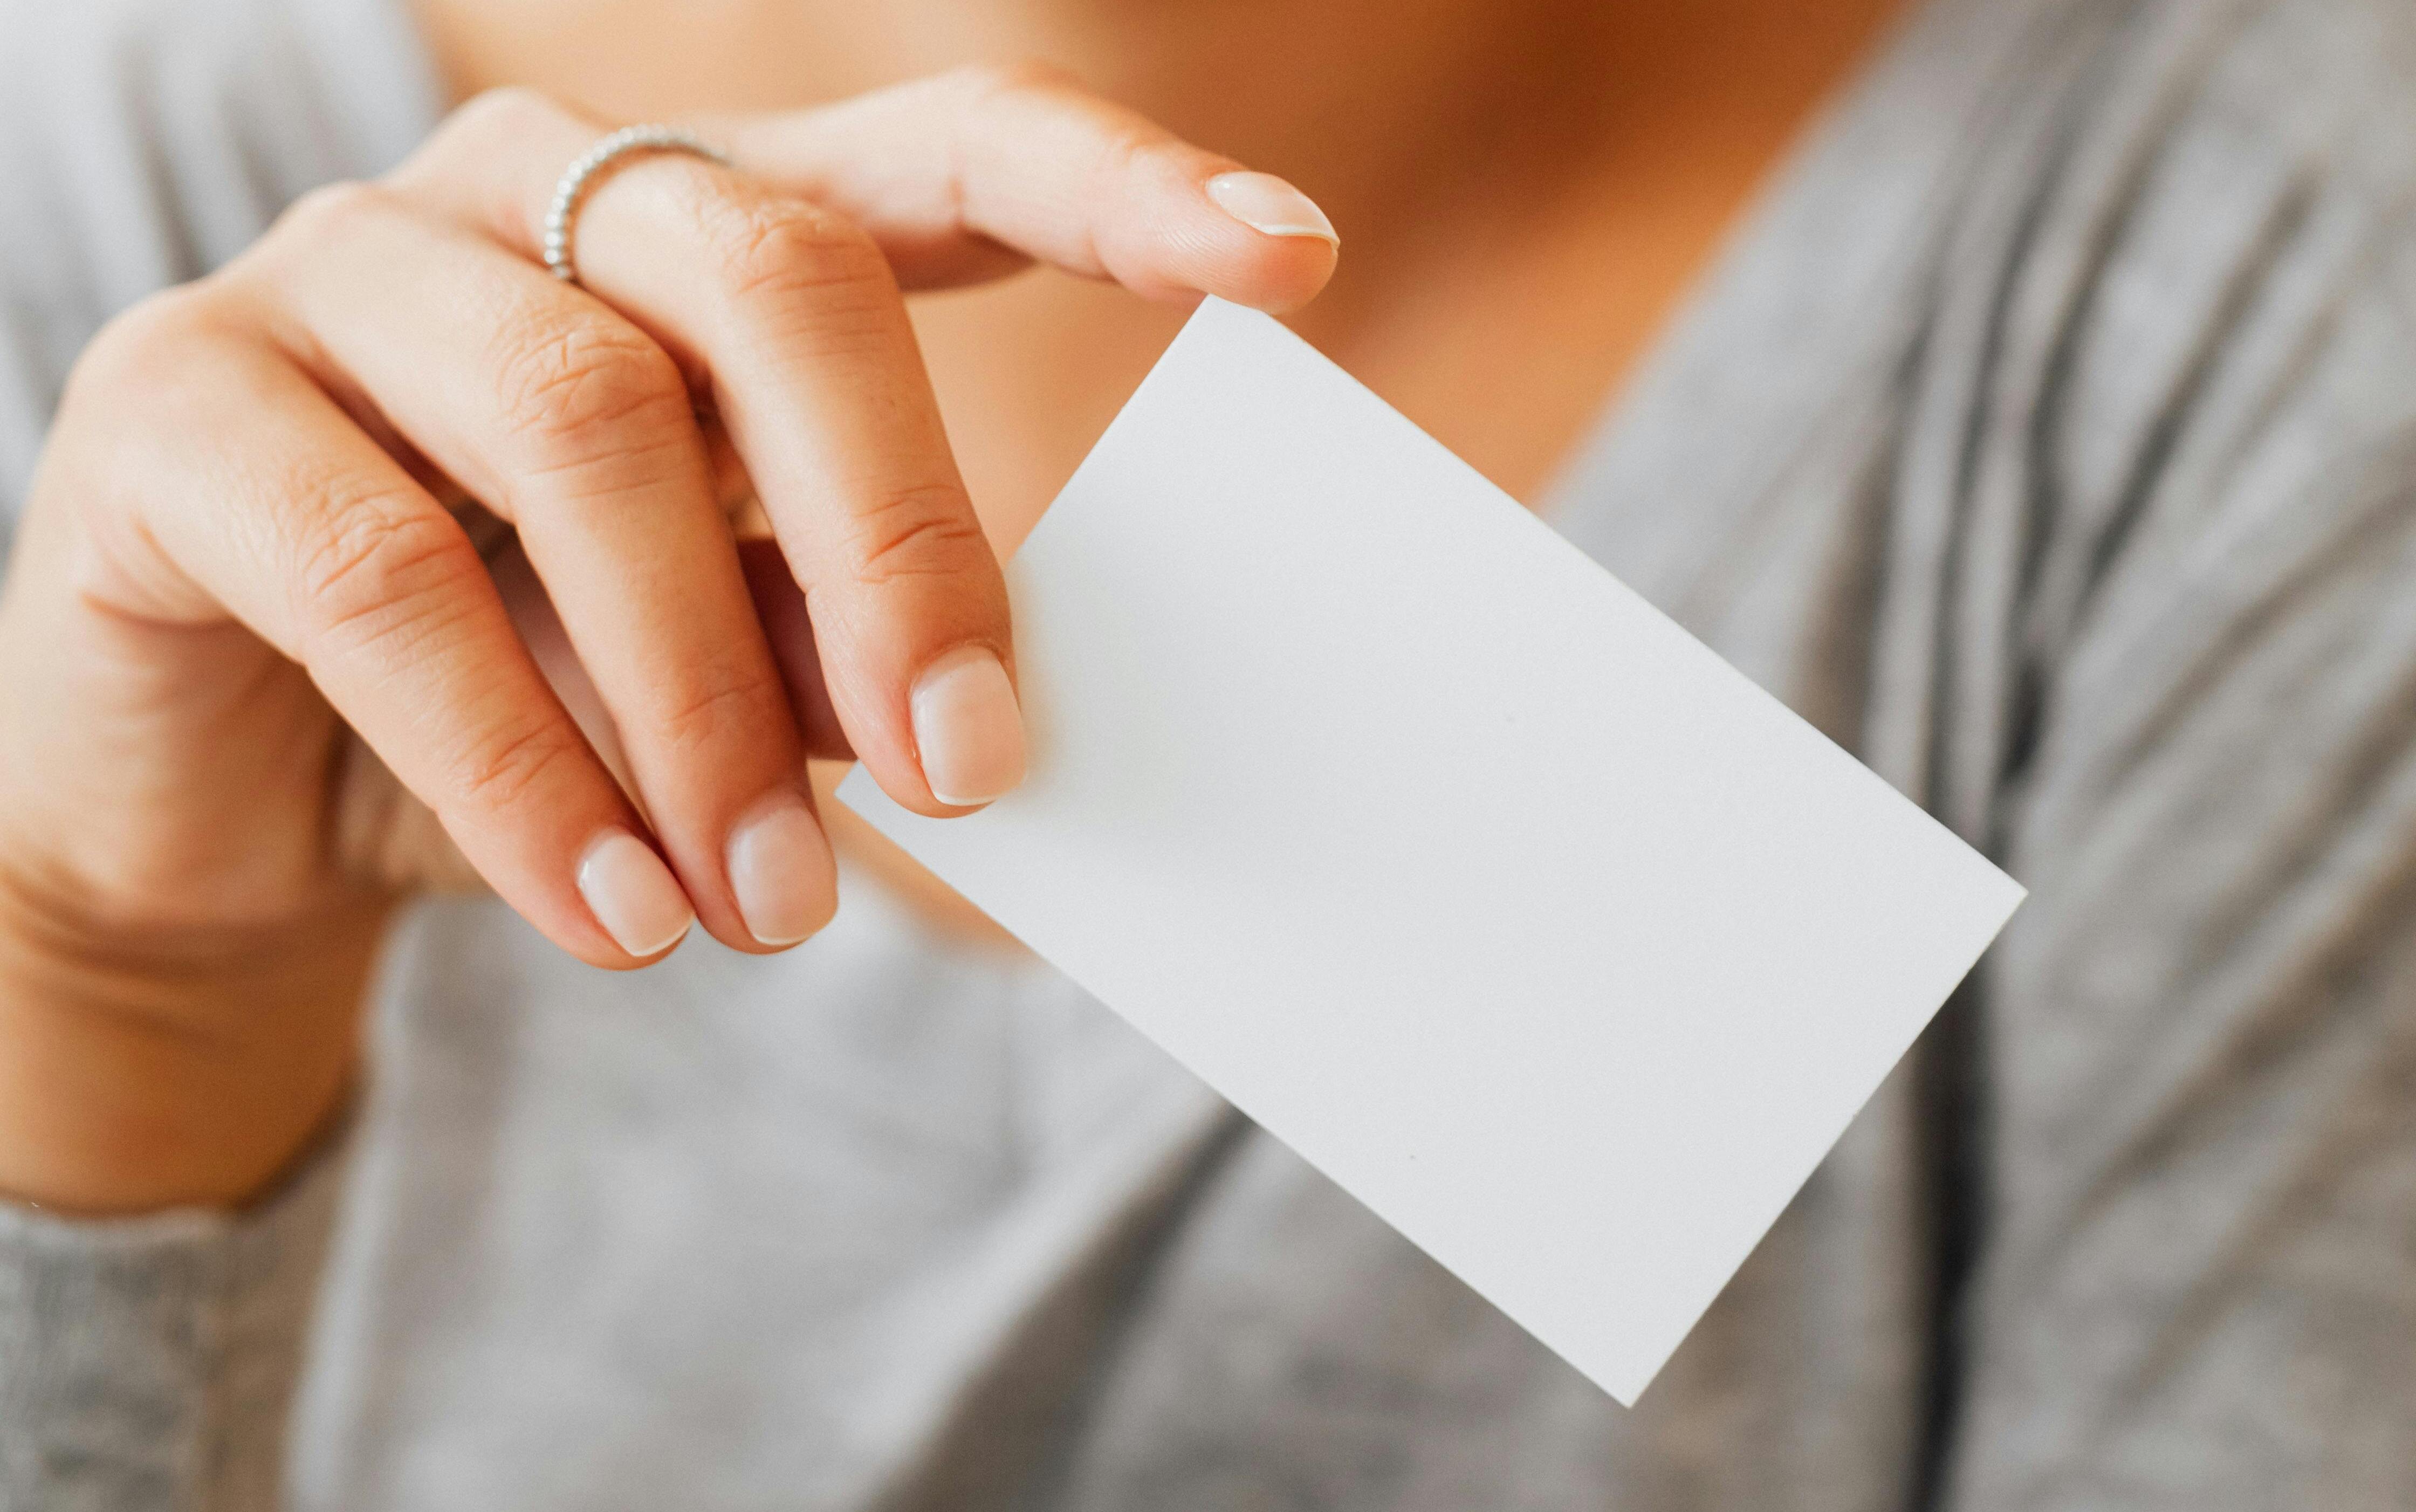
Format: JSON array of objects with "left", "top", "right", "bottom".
[
  {"left": 577, "top": 829, "right": 694, "bottom": 958},
  {"left": 727, "top": 793, "right": 836, "bottom": 947},
  {"left": 911, "top": 645, "right": 1027, "bottom": 808},
  {"left": 1205, "top": 171, "right": 1339, "bottom": 244}
]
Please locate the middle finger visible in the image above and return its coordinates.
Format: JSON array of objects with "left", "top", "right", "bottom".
[
  {"left": 388, "top": 91, "right": 1027, "bottom": 821},
  {"left": 247, "top": 184, "right": 837, "bottom": 953}
]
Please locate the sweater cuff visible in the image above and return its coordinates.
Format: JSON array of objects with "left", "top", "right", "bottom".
[{"left": 0, "top": 1120, "right": 351, "bottom": 1511}]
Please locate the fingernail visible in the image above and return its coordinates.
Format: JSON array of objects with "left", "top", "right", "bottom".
[
  {"left": 727, "top": 792, "right": 836, "bottom": 947},
  {"left": 911, "top": 645, "right": 1027, "bottom": 808},
  {"left": 576, "top": 829, "right": 694, "bottom": 958},
  {"left": 1206, "top": 171, "right": 1338, "bottom": 244}
]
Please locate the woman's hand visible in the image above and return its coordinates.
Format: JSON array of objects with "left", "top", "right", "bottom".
[{"left": 0, "top": 67, "right": 1336, "bottom": 1212}]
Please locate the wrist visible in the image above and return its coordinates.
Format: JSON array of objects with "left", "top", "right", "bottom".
[{"left": 0, "top": 861, "right": 387, "bottom": 1214}]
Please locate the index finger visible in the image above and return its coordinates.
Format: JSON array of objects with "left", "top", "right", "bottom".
[
  {"left": 431, "top": 66, "right": 1340, "bottom": 312},
  {"left": 725, "top": 63, "right": 1341, "bottom": 308}
]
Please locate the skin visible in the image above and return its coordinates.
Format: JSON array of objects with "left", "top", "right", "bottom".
[{"left": 0, "top": 0, "right": 1903, "bottom": 1214}]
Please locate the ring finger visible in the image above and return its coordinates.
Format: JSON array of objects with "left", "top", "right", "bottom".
[
  {"left": 395, "top": 94, "right": 1024, "bottom": 820},
  {"left": 242, "top": 183, "right": 837, "bottom": 954}
]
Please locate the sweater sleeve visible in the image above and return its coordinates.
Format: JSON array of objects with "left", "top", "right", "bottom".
[
  {"left": 0, "top": 2, "right": 438, "bottom": 1508},
  {"left": 0, "top": 1133, "right": 351, "bottom": 1512}
]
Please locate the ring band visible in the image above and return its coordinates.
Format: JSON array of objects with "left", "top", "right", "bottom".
[{"left": 542, "top": 124, "right": 733, "bottom": 287}]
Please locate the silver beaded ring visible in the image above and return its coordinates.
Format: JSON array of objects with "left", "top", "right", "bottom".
[{"left": 541, "top": 125, "right": 733, "bottom": 287}]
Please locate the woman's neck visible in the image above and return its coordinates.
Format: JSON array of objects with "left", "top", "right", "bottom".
[
  {"left": 413, "top": 0, "right": 1904, "bottom": 326},
  {"left": 413, "top": 0, "right": 1904, "bottom": 498}
]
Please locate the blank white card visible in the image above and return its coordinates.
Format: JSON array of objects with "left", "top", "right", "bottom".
[{"left": 840, "top": 298, "right": 2023, "bottom": 1405}]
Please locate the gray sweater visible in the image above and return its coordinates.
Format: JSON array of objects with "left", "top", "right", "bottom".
[{"left": 6, "top": 0, "right": 2416, "bottom": 1508}]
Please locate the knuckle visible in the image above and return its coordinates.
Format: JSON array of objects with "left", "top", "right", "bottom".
[
  {"left": 652, "top": 663, "right": 784, "bottom": 757},
  {"left": 269, "top": 178, "right": 398, "bottom": 251},
  {"left": 697, "top": 191, "right": 892, "bottom": 308},
  {"left": 293, "top": 483, "right": 479, "bottom": 657},
  {"left": 67, "top": 286, "right": 216, "bottom": 397},
  {"left": 54, "top": 291, "right": 259, "bottom": 540},
  {"left": 448, "top": 711, "right": 584, "bottom": 814},
  {"left": 393, "top": 87, "right": 578, "bottom": 207},
  {"left": 442, "top": 86, "right": 569, "bottom": 157},
  {"left": 843, "top": 483, "right": 992, "bottom": 587},
  {"left": 488, "top": 310, "right": 692, "bottom": 458}
]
